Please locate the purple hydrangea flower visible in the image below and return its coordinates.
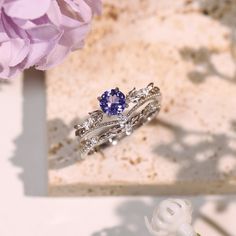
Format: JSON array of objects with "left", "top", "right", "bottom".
[{"left": 0, "top": 0, "right": 101, "bottom": 78}]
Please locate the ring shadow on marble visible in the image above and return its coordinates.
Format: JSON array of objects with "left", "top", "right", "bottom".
[
  {"left": 9, "top": 69, "right": 47, "bottom": 196},
  {"left": 48, "top": 117, "right": 120, "bottom": 170},
  {"left": 48, "top": 115, "right": 147, "bottom": 170},
  {"left": 48, "top": 117, "right": 83, "bottom": 169}
]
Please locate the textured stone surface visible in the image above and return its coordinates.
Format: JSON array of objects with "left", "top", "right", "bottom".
[{"left": 47, "top": 0, "right": 236, "bottom": 196}]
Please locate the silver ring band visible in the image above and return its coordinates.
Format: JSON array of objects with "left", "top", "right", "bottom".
[{"left": 74, "top": 83, "right": 162, "bottom": 157}]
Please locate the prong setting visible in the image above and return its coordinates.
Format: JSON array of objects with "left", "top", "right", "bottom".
[{"left": 99, "top": 88, "right": 126, "bottom": 116}]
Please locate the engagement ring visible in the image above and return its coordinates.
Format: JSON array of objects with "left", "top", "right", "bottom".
[{"left": 74, "top": 83, "right": 162, "bottom": 157}]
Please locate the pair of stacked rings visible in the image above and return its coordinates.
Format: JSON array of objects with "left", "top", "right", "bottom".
[{"left": 74, "top": 83, "right": 162, "bottom": 157}]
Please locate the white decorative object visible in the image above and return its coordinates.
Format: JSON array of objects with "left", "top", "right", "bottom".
[{"left": 145, "top": 199, "right": 199, "bottom": 236}]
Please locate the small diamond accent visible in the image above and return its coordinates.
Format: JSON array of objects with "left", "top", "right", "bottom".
[
  {"left": 79, "top": 110, "right": 103, "bottom": 131},
  {"left": 83, "top": 119, "right": 93, "bottom": 130},
  {"left": 126, "top": 83, "right": 154, "bottom": 104},
  {"left": 125, "top": 123, "right": 132, "bottom": 135},
  {"left": 118, "top": 114, "right": 132, "bottom": 135},
  {"left": 118, "top": 114, "right": 128, "bottom": 127},
  {"left": 126, "top": 88, "right": 147, "bottom": 103}
]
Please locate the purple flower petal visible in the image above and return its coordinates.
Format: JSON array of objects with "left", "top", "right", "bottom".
[
  {"left": 47, "top": 1, "right": 62, "bottom": 26},
  {"left": 0, "top": 40, "right": 12, "bottom": 66},
  {"left": 36, "top": 43, "right": 70, "bottom": 70},
  {"left": 0, "top": 65, "right": 19, "bottom": 79},
  {"left": 63, "top": 0, "right": 92, "bottom": 22},
  {"left": 0, "top": 0, "right": 4, "bottom": 8},
  {"left": 9, "top": 38, "right": 30, "bottom": 66},
  {"left": 85, "top": 0, "right": 102, "bottom": 15},
  {"left": 24, "top": 33, "right": 62, "bottom": 68},
  {"left": 0, "top": 0, "right": 102, "bottom": 78},
  {"left": 3, "top": 0, "right": 51, "bottom": 19},
  {"left": 0, "top": 18, "right": 9, "bottom": 42},
  {"left": 60, "top": 22, "right": 90, "bottom": 50},
  {"left": 26, "top": 24, "right": 61, "bottom": 41}
]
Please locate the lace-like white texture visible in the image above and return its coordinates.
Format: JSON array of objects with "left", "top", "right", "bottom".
[{"left": 145, "top": 199, "right": 198, "bottom": 236}]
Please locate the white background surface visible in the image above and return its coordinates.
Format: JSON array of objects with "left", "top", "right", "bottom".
[{"left": 0, "top": 71, "right": 236, "bottom": 236}]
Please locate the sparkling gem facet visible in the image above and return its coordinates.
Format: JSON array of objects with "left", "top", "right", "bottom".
[
  {"left": 126, "top": 83, "right": 154, "bottom": 104},
  {"left": 118, "top": 114, "right": 133, "bottom": 135},
  {"left": 118, "top": 114, "right": 128, "bottom": 127},
  {"left": 83, "top": 119, "right": 93, "bottom": 130},
  {"left": 124, "top": 122, "right": 132, "bottom": 135},
  {"left": 99, "top": 88, "right": 126, "bottom": 115},
  {"left": 126, "top": 88, "right": 148, "bottom": 103}
]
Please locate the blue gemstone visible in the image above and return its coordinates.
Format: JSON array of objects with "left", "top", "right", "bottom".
[{"left": 99, "top": 88, "right": 126, "bottom": 115}]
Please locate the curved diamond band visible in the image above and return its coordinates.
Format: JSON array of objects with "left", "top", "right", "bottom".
[{"left": 74, "top": 83, "right": 162, "bottom": 157}]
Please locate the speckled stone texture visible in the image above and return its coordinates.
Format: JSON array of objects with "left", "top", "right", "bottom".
[{"left": 47, "top": 0, "right": 236, "bottom": 196}]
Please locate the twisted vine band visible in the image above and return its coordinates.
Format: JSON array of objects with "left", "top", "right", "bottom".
[{"left": 74, "top": 83, "right": 162, "bottom": 157}]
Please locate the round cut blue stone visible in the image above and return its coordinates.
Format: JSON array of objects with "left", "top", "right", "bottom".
[{"left": 99, "top": 88, "right": 126, "bottom": 115}]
